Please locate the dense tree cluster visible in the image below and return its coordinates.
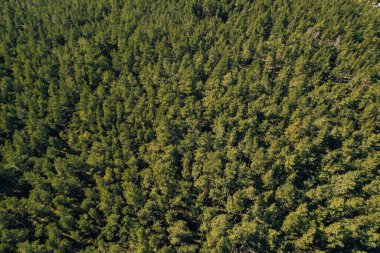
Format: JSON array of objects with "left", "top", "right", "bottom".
[{"left": 0, "top": 0, "right": 379, "bottom": 252}]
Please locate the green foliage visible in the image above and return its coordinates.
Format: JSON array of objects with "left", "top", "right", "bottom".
[{"left": 0, "top": 0, "right": 379, "bottom": 252}]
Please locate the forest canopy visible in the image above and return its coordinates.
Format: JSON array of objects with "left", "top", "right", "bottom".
[{"left": 0, "top": 0, "right": 379, "bottom": 252}]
